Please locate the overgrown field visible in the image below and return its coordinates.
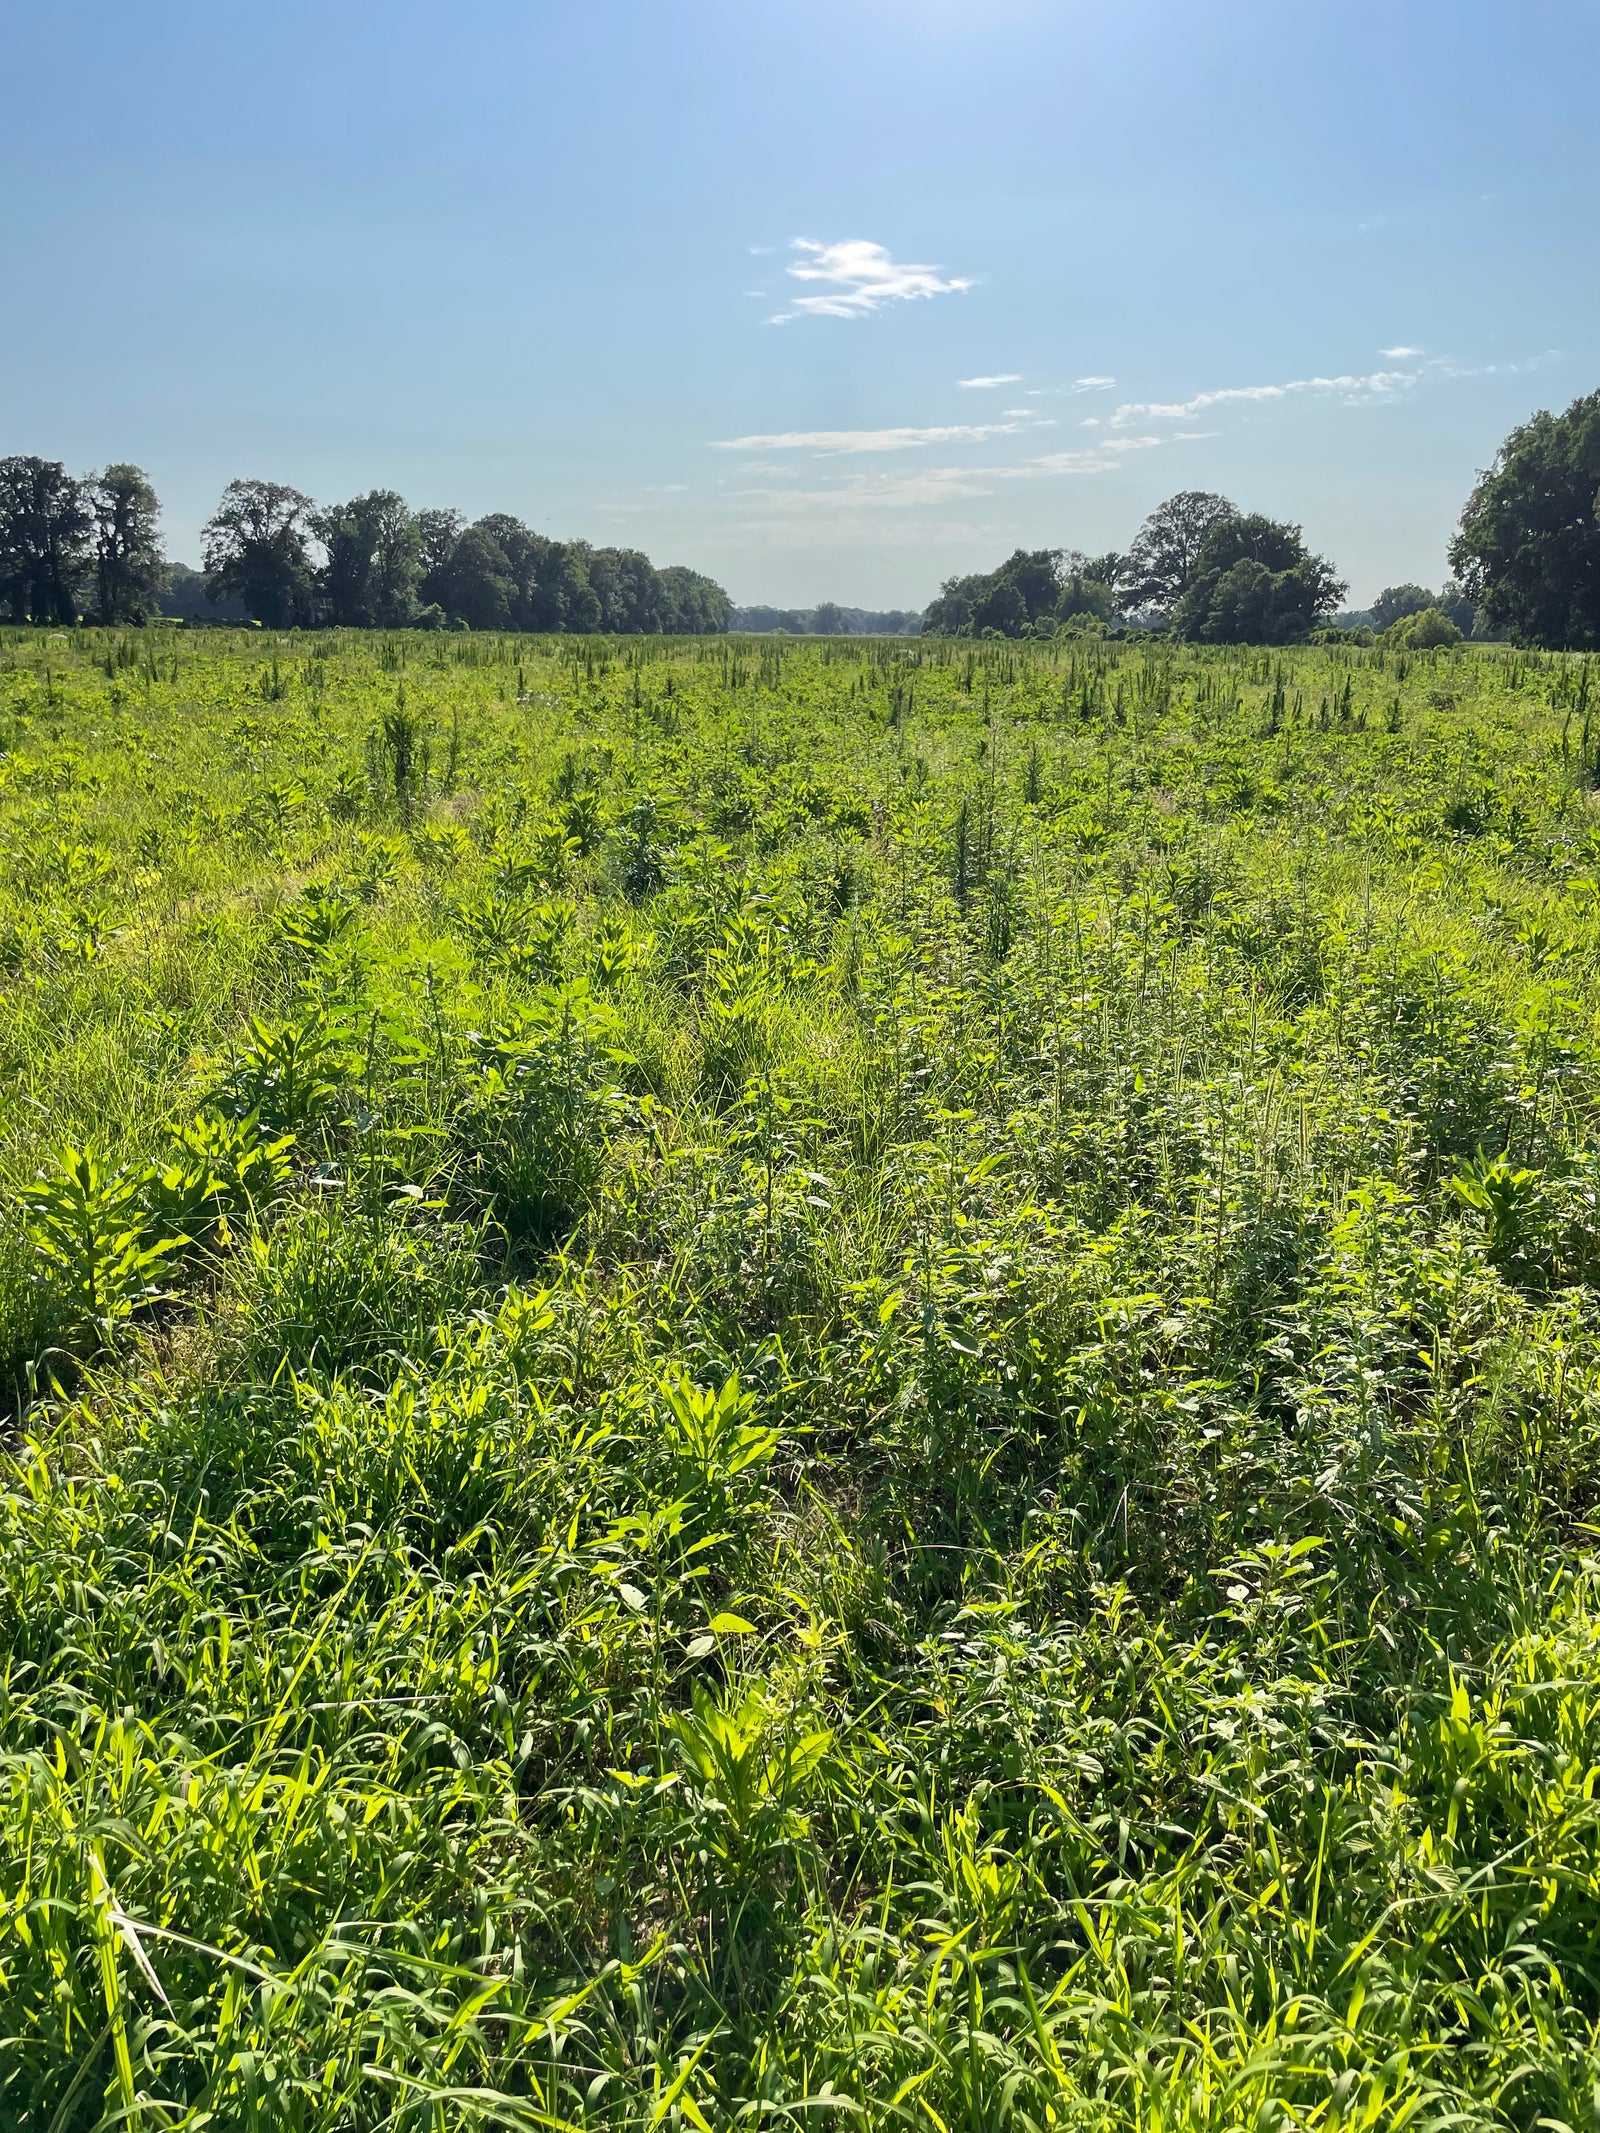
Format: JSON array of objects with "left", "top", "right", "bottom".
[{"left": 5, "top": 625, "right": 1600, "bottom": 2130}]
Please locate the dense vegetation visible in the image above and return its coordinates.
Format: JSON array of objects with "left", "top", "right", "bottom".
[
  {"left": 3, "top": 622, "right": 1600, "bottom": 2127},
  {"left": 0, "top": 464, "right": 732, "bottom": 635},
  {"left": 1450, "top": 389, "right": 1600, "bottom": 652},
  {"left": 920, "top": 502, "right": 1358, "bottom": 648}
]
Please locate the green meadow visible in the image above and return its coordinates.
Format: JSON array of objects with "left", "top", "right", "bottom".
[{"left": 4, "top": 624, "right": 1600, "bottom": 2129}]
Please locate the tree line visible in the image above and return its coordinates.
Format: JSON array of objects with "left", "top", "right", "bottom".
[
  {"left": 4, "top": 389, "right": 1597, "bottom": 644},
  {"left": 731, "top": 602, "right": 923, "bottom": 636},
  {"left": 923, "top": 389, "right": 1600, "bottom": 650},
  {"left": 0, "top": 464, "right": 732, "bottom": 634}
]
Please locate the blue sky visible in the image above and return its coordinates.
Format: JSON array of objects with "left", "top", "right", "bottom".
[{"left": 3, "top": 0, "right": 1596, "bottom": 609}]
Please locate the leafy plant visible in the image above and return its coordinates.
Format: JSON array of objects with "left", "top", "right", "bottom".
[
  {"left": 1450, "top": 1149, "right": 1542, "bottom": 1267},
  {"left": 21, "top": 1146, "right": 182, "bottom": 1342},
  {"left": 667, "top": 1683, "right": 831, "bottom": 1874},
  {"left": 219, "top": 1009, "right": 351, "bottom": 1130}
]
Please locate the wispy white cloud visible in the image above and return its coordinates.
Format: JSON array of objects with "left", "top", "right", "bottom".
[
  {"left": 1026, "top": 376, "right": 1117, "bottom": 398},
  {"left": 726, "top": 432, "right": 1168, "bottom": 532},
  {"left": 717, "top": 406, "right": 1221, "bottom": 543},
  {"left": 1109, "top": 351, "right": 1556, "bottom": 430},
  {"left": 995, "top": 453, "right": 1125, "bottom": 481},
  {"left": 769, "top": 238, "right": 974, "bottom": 324},
  {"left": 1111, "top": 367, "right": 1419, "bottom": 425},
  {"left": 1381, "top": 344, "right": 1423, "bottom": 357},
  {"left": 713, "top": 421, "right": 1033, "bottom": 456},
  {"left": 959, "top": 373, "right": 1021, "bottom": 389}
]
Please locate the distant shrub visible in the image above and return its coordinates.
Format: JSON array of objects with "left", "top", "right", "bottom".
[{"left": 1387, "top": 606, "right": 1463, "bottom": 650}]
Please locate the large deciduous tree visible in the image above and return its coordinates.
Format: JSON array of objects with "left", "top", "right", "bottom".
[
  {"left": 0, "top": 457, "right": 93, "bottom": 622},
  {"left": 202, "top": 479, "right": 316, "bottom": 627},
  {"left": 1449, "top": 391, "right": 1600, "bottom": 649},
  {"left": 1122, "top": 492, "right": 1237, "bottom": 618},
  {"left": 90, "top": 463, "right": 165, "bottom": 622},
  {"left": 314, "top": 489, "right": 423, "bottom": 627},
  {"left": 1173, "top": 514, "right": 1345, "bottom": 643}
]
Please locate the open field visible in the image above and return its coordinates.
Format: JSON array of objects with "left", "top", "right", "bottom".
[{"left": 4, "top": 626, "right": 1600, "bottom": 2128}]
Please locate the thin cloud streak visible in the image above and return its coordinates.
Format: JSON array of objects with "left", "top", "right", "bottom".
[
  {"left": 727, "top": 433, "right": 1174, "bottom": 529},
  {"left": 959, "top": 373, "right": 1022, "bottom": 388},
  {"left": 713, "top": 421, "right": 1034, "bottom": 456},
  {"left": 1112, "top": 368, "right": 1419, "bottom": 424},
  {"left": 1109, "top": 352, "right": 1556, "bottom": 428}
]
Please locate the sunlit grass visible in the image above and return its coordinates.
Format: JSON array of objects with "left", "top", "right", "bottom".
[{"left": 2, "top": 623, "right": 1599, "bottom": 2126}]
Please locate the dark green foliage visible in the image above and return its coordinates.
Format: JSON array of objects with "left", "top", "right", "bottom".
[
  {"left": 923, "top": 547, "right": 1121, "bottom": 638},
  {"left": 659, "top": 563, "right": 734, "bottom": 633},
  {"left": 1368, "top": 581, "right": 1437, "bottom": 630},
  {"left": 313, "top": 488, "right": 424, "bottom": 627},
  {"left": 1173, "top": 510, "right": 1347, "bottom": 642},
  {"left": 157, "top": 559, "right": 247, "bottom": 621},
  {"left": 89, "top": 464, "right": 165, "bottom": 623},
  {"left": 201, "top": 476, "right": 318, "bottom": 627},
  {"left": 1121, "top": 488, "right": 1237, "bottom": 617},
  {"left": 1451, "top": 388, "right": 1600, "bottom": 648},
  {"left": 6, "top": 451, "right": 736, "bottom": 637},
  {"left": 0, "top": 456, "right": 92, "bottom": 623},
  {"left": 414, "top": 513, "right": 728, "bottom": 635}
]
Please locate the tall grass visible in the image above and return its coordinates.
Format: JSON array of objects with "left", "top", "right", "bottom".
[{"left": 2, "top": 624, "right": 1599, "bottom": 2126}]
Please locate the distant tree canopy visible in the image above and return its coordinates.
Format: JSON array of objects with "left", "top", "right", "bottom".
[
  {"left": 0, "top": 456, "right": 733, "bottom": 633},
  {"left": 730, "top": 604, "right": 921, "bottom": 635},
  {"left": 91, "top": 465, "right": 166, "bottom": 623},
  {"left": 15, "top": 420, "right": 1600, "bottom": 647},
  {"left": 1336, "top": 582, "right": 1479, "bottom": 638},
  {"left": 161, "top": 562, "right": 247, "bottom": 622},
  {"left": 0, "top": 457, "right": 95, "bottom": 624},
  {"left": 922, "top": 505, "right": 1343, "bottom": 645},
  {"left": 202, "top": 480, "right": 318, "bottom": 629},
  {"left": 1368, "top": 584, "right": 1437, "bottom": 632},
  {"left": 1450, "top": 390, "right": 1600, "bottom": 650},
  {"left": 921, "top": 548, "right": 1121, "bottom": 638},
  {"left": 1171, "top": 514, "right": 1346, "bottom": 644},
  {"left": 312, "top": 489, "right": 423, "bottom": 629},
  {"left": 1122, "top": 492, "right": 1237, "bottom": 619}
]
